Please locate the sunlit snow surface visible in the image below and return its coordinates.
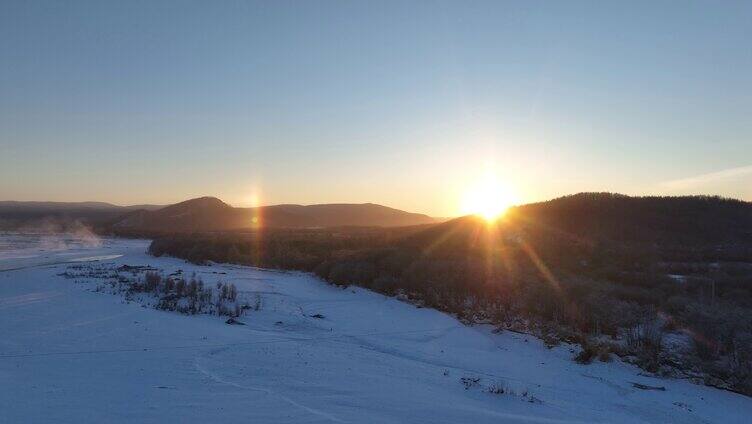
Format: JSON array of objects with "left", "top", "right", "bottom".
[{"left": 1, "top": 234, "right": 751, "bottom": 423}]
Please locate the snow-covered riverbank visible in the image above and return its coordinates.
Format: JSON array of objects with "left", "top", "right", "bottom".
[{"left": 1, "top": 236, "right": 751, "bottom": 423}]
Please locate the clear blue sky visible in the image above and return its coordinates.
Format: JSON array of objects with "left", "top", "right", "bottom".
[{"left": 1, "top": 0, "right": 750, "bottom": 215}]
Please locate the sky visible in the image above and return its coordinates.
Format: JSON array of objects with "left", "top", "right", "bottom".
[{"left": 1, "top": 0, "right": 751, "bottom": 216}]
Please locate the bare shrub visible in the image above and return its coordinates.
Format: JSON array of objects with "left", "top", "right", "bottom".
[
  {"left": 220, "top": 283, "right": 229, "bottom": 300},
  {"left": 252, "top": 293, "right": 262, "bottom": 311},
  {"left": 598, "top": 347, "right": 612, "bottom": 362},
  {"left": 144, "top": 271, "right": 162, "bottom": 292},
  {"left": 175, "top": 278, "right": 186, "bottom": 297},
  {"left": 163, "top": 278, "right": 175, "bottom": 293},
  {"left": 574, "top": 342, "right": 597, "bottom": 364},
  {"left": 692, "top": 335, "right": 720, "bottom": 361},
  {"left": 460, "top": 377, "right": 481, "bottom": 390},
  {"left": 625, "top": 322, "right": 664, "bottom": 372},
  {"left": 487, "top": 382, "right": 507, "bottom": 394}
]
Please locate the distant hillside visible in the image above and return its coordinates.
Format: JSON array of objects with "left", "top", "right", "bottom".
[
  {"left": 506, "top": 193, "right": 752, "bottom": 246},
  {"left": 0, "top": 201, "right": 162, "bottom": 231},
  {"left": 112, "top": 197, "right": 438, "bottom": 233},
  {"left": 256, "top": 203, "right": 437, "bottom": 228},
  {"left": 0, "top": 200, "right": 163, "bottom": 212},
  {"left": 397, "top": 193, "right": 752, "bottom": 262},
  {"left": 0, "top": 197, "right": 438, "bottom": 233}
]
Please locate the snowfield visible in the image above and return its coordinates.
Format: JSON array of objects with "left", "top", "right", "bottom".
[{"left": 1, "top": 235, "right": 751, "bottom": 423}]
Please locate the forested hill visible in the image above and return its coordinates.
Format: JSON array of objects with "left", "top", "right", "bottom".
[
  {"left": 505, "top": 193, "right": 752, "bottom": 246},
  {"left": 0, "top": 197, "right": 439, "bottom": 233},
  {"left": 395, "top": 193, "right": 752, "bottom": 264},
  {"left": 111, "top": 197, "right": 438, "bottom": 233}
]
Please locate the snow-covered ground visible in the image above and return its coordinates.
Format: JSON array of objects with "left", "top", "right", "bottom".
[{"left": 1, "top": 235, "right": 751, "bottom": 423}]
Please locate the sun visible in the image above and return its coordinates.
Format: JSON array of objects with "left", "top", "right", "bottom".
[{"left": 460, "top": 172, "right": 517, "bottom": 221}]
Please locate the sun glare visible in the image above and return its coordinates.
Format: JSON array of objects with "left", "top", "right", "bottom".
[{"left": 460, "top": 172, "right": 517, "bottom": 222}]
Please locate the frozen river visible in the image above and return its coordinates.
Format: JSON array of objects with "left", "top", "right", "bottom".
[{"left": 1, "top": 234, "right": 751, "bottom": 423}]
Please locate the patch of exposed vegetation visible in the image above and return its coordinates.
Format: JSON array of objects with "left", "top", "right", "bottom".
[{"left": 62, "top": 264, "right": 248, "bottom": 318}]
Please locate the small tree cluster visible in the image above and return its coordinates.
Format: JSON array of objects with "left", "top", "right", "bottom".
[{"left": 129, "top": 272, "right": 243, "bottom": 317}]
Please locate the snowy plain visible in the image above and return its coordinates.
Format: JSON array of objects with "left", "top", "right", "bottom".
[{"left": 1, "top": 234, "right": 751, "bottom": 423}]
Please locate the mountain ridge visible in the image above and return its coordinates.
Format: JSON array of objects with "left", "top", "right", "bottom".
[{"left": 111, "top": 197, "right": 438, "bottom": 232}]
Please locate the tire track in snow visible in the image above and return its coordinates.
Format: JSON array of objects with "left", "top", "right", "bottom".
[
  {"left": 35, "top": 311, "right": 136, "bottom": 336},
  {"left": 193, "top": 354, "right": 347, "bottom": 423},
  {"left": 0, "top": 291, "right": 63, "bottom": 309}
]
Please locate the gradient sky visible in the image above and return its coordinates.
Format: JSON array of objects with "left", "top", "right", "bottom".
[{"left": 1, "top": 1, "right": 751, "bottom": 216}]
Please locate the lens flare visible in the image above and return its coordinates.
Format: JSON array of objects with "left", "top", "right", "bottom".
[{"left": 460, "top": 172, "right": 517, "bottom": 221}]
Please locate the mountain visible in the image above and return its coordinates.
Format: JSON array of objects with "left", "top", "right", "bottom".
[
  {"left": 397, "top": 193, "right": 752, "bottom": 258},
  {"left": 0, "top": 200, "right": 163, "bottom": 214},
  {"left": 111, "top": 197, "right": 438, "bottom": 233},
  {"left": 1, "top": 197, "right": 438, "bottom": 233},
  {"left": 0, "top": 200, "right": 163, "bottom": 231},
  {"left": 255, "top": 203, "right": 437, "bottom": 228},
  {"left": 505, "top": 192, "right": 752, "bottom": 246},
  {"left": 113, "top": 197, "right": 245, "bottom": 233}
]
